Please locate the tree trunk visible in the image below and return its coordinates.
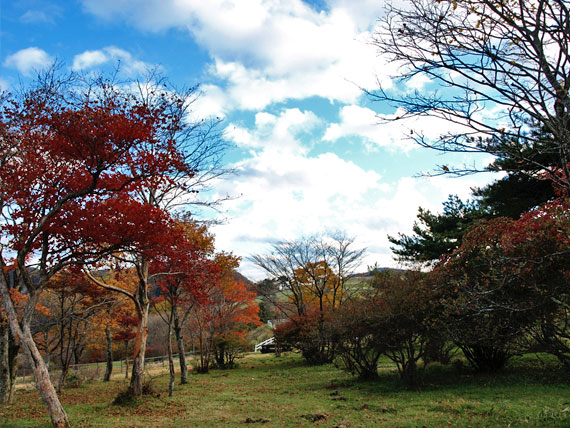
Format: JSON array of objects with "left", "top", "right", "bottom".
[
  {"left": 103, "top": 325, "right": 113, "bottom": 382},
  {"left": 167, "top": 321, "right": 174, "bottom": 397},
  {"left": 126, "top": 259, "right": 151, "bottom": 397},
  {"left": 57, "top": 365, "right": 69, "bottom": 394},
  {"left": 22, "top": 325, "right": 70, "bottom": 427},
  {"left": 127, "top": 302, "right": 149, "bottom": 396},
  {"left": 8, "top": 331, "right": 18, "bottom": 404},
  {"left": 0, "top": 315, "right": 19, "bottom": 404},
  {"left": 0, "top": 316, "right": 11, "bottom": 404},
  {"left": 199, "top": 329, "right": 204, "bottom": 373},
  {"left": 124, "top": 341, "right": 129, "bottom": 379},
  {"left": 173, "top": 309, "right": 188, "bottom": 384},
  {"left": 57, "top": 321, "right": 73, "bottom": 394},
  {"left": 0, "top": 278, "right": 70, "bottom": 427}
]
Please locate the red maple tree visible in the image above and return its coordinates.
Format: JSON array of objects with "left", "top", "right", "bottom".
[{"left": 0, "top": 72, "right": 189, "bottom": 428}]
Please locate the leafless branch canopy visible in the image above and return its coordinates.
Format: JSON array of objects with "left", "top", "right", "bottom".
[
  {"left": 371, "top": 0, "right": 570, "bottom": 189},
  {"left": 250, "top": 233, "right": 366, "bottom": 318}
]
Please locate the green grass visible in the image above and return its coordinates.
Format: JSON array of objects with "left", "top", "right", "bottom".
[{"left": 1, "top": 353, "right": 569, "bottom": 428}]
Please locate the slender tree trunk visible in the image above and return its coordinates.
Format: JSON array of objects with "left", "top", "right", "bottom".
[
  {"left": 199, "top": 327, "right": 205, "bottom": 373},
  {"left": 103, "top": 325, "right": 113, "bottom": 382},
  {"left": 7, "top": 331, "right": 18, "bottom": 404},
  {"left": 167, "top": 317, "right": 175, "bottom": 397},
  {"left": 173, "top": 309, "right": 188, "bottom": 384},
  {"left": 124, "top": 341, "right": 129, "bottom": 379},
  {"left": 0, "top": 316, "right": 11, "bottom": 403},
  {"left": 0, "top": 315, "right": 19, "bottom": 404},
  {"left": 57, "top": 320, "right": 73, "bottom": 394},
  {"left": 57, "top": 365, "right": 70, "bottom": 394},
  {"left": 127, "top": 302, "right": 149, "bottom": 396},
  {"left": 0, "top": 279, "right": 70, "bottom": 427},
  {"left": 21, "top": 324, "right": 70, "bottom": 428},
  {"left": 43, "top": 332, "right": 52, "bottom": 371},
  {"left": 127, "top": 260, "right": 151, "bottom": 397}
]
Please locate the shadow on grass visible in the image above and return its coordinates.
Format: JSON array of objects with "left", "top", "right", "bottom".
[
  {"left": 237, "top": 352, "right": 311, "bottom": 372},
  {"left": 329, "top": 355, "right": 570, "bottom": 399}
]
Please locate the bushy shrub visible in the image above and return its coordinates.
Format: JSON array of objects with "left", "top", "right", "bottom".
[
  {"left": 330, "top": 300, "right": 383, "bottom": 380},
  {"left": 64, "top": 373, "right": 82, "bottom": 389},
  {"left": 274, "top": 308, "right": 337, "bottom": 365},
  {"left": 332, "top": 270, "right": 442, "bottom": 387},
  {"left": 435, "top": 201, "right": 570, "bottom": 372},
  {"left": 371, "top": 271, "right": 441, "bottom": 387},
  {"left": 213, "top": 333, "right": 247, "bottom": 369}
]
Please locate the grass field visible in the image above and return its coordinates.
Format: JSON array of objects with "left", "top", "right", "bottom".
[{"left": 1, "top": 352, "right": 569, "bottom": 428}]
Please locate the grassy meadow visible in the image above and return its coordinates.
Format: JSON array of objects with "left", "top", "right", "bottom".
[{"left": 1, "top": 352, "right": 569, "bottom": 428}]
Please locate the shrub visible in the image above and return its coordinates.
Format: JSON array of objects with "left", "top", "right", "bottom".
[
  {"left": 434, "top": 201, "right": 570, "bottom": 372},
  {"left": 330, "top": 301, "right": 383, "bottom": 380},
  {"left": 365, "top": 270, "right": 442, "bottom": 387},
  {"left": 332, "top": 270, "right": 442, "bottom": 387},
  {"left": 64, "top": 373, "right": 82, "bottom": 389},
  {"left": 274, "top": 308, "right": 337, "bottom": 365},
  {"left": 213, "top": 333, "right": 247, "bottom": 369}
]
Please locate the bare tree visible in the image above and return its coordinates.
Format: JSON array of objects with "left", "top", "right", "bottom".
[
  {"left": 251, "top": 233, "right": 365, "bottom": 318},
  {"left": 371, "top": 0, "right": 570, "bottom": 190},
  {"left": 251, "top": 233, "right": 365, "bottom": 364},
  {"left": 130, "top": 70, "right": 234, "bottom": 213}
]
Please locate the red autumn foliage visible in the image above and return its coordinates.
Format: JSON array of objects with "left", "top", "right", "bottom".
[
  {"left": 436, "top": 198, "right": 570, "bottom": 371},
  {"left": 189, "top": 253, "right": 260, "bottom": 371},
  {"left": 0, "top": 73, "right": 194, "bottom": 427}
]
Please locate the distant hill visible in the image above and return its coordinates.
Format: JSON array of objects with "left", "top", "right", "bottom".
[
  {"left": 349, "top": 267, "right": 405, "bottom": 278},
  {"left": 232, "top": 271, "right": 254, "bottom": 288}
]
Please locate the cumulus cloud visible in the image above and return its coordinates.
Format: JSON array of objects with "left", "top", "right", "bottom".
[
  {"left": 211, "top": 148, "right": 388, "bottom": 279},
  {"left": 405, "top": 73, "right": 432, "bottom": 91},
  {"left": 3, "top": 47, "right": 54, "bottom": 76},
  {"left": 323, "top": 105, "right": 483, "bottom": 152},
  {"left": 212, "top": 157, "right": 491, "bottom": 280},
  {"left": 80, "top": 0, "right": 392, "bottom": 111},
  {"left": 207, "top": 106, "right": 494, "bottom": 279},
  {"left": 76, "top": 0, "right": 496, "bottom": 280},
  {"left": 72, "top": 46, "right": 154, "bottom": 75},
  {"left": 0, "top": 77, "right": 10, "bottom": 91},
  {"left": 226, "top": 108, "right": 321, "bottom": 153},
  {"left": 191, "top": 84, "right": 229, "bottom": 119}
]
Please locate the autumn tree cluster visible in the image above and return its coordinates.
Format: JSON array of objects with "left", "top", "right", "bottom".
[
  {"left": 0, "top": 71, "right": 259, "bottom": 428},
  {"left": 252, "top": 233, "right": 365, "bottom": 364}
]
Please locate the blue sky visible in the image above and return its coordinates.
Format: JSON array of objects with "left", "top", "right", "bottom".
[{"left": 1, "top": 0, "right": 497, "bottom": 279}]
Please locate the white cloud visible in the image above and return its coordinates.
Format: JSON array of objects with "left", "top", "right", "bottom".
[
  {"left": 0, "top": 77, "right": 10, "bottom": 91},
  {"left": 72, "top": 46, "right": 153, "bottom": 76},
  {"left": 324, "top": 105, "right": 416, "bottom": 151},
  {"left": 211, "top": 148, "right": 389, "bottom": 279},
  {"left": 326, "top": 0, "right": 386, "bottom": 28},
  {"left": 20, "top": 6, "right": 63, "bottom": 25},
  {"left": 208, "top": 106, "right": 495, "bottom": 279},
  {"left": 76, "top": 0, "right": 498, "bottom": 281},
  {"left": 3, "top": 47, "right": 54, "bottom": 76},
  {"left": 191, "top": 84, "right": 229, "bottom": 119},
  {"left": 225, "top": 108, "right": 321, "bottom": 154},
  {"left": 213, "top": 160, "right": 492, "bottom": 280},
  {"left": 405, "top": 73, "right": 432, "bottom": 91},
  {"left": 72, "top": 50, "right": 108, "bottom": 70},
  {"left": 324, "top": 105, "right": 484, "bottom": 152},
  {"left": 20, "top": 10, "right": 53, "bottom": 24},
  {"left": 81, "top": 0, "right": 393, "bottom": 111}
]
